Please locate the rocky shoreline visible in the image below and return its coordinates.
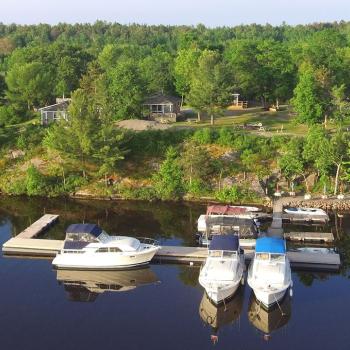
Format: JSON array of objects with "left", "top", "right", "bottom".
[{"left": 283, "top": 197, "right": 350, "bottom": 211}]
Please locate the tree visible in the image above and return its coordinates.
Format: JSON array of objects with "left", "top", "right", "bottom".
[
  {"left": 108, "top": 59, "right": 145, "bottom": 120},
  {"left": 6, "top": 61, "right": 54, "bottom": 110},
  {"left": 43, "top": 88, "right": 99, "bottom": 178},
  {"left": 140, "top": 47, "right": 174, "bottom": 94},
  {"left": 153, "top": 147, "right": 184, "bottom": 200},
  {"left": 93, "top": 126, "right": 126, "bottom": 186},
  {"left": 330, "top": 84, "right": 350, "bottom": 126},
  {"left": 26, "top": 165, "right": 46, "bottom": 196},
  {"left": 291, "top": 65, "right": 324, "bottom": 124},
  {"left": 174, "top": 47, "right": 201, "bottom": 105},
  {"left": 179, "top": 140, "right": 212, "bottom": 193},
  {"left": 187, "top": 50, "right": 232, "bottom": 124},
  {"left": 278, "top": 138, "right": 305, "bottom": 190}
]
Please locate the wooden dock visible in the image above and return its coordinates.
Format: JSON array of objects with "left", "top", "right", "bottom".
[
  {"left": 1, "top": 213, "right": 341, "bottom": 271},
  {"left": 285, "top": 231, "right": 334, "bottom": 243},
  {"left": 2, "top": 238, "right": 341, "bottom": 271},
  {"left": 15, "top": 214, "right": 59, "bottom": 239},
  {"left": 282, "top": 214, "right": 329, "bottom": 224}
]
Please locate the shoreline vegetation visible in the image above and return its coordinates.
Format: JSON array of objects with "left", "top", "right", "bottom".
[{"left": 1, "top": 22, "right": 350, "bottom": 202}]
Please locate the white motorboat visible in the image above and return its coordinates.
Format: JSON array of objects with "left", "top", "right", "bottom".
[
  {"left": 197, "top": 205, "right": 262, "bottom": 233},
  {"left": 52, "top": 224, "right": 160, "bottom": 270},
  {"left": 199, "top": 235, "right": 244, "bottom": 304},
  {"left": 247, "top": 237, "right": 292, "bottom": 308},
  {"left": 284, "top": 207, "right": 328, "bottom": 217}
]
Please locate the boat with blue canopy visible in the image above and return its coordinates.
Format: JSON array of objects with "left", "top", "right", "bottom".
[
  {"left": 52, "top": 224, "right": 160, "bottom": 270},
  {"left": 248, "top": 237, "right": 292, "bottom": 308},
  {"left": 199, "top": 235, "right": 244, "bottom": 304}
]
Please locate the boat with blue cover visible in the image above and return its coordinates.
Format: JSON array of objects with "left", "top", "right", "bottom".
[
  {"left": 247, "top": 237, "right": 292, "bottom": 308},
  {"left": 198, "top": 235, "right": 244, "bottom": 304},
  {"left": 52, "top": 224, "right": 160, "bottom": 270}
]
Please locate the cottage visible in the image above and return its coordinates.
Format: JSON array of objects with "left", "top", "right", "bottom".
[
  {"left": 39, "top": 98, "right": 71, "bottom": 125},
  {"left": 143, "top": 93, "right": 181, "bottom": 123}
]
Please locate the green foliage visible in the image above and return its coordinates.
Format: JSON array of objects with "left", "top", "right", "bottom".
[
  {"left": 191, "top": 128, "right": 214, "bottom": 144},
  {"left": 153, "top": 146, "right": 184, "bottom": 200},
  {"left": 26, "top": 165, "right": 46, "bottom": 196},
  {"left": 116, "top": 184, "right": 157, "bottom": 201},
  {"left": 291, "top": 65, "right": 325, "bottom": 124},
  {"left": 180, "top": 140, "right": 213, "bottom": 192},
  {"left": 217, "top": 127, "right": 235, "bottom": 147},
  {"left": 187, "top": 50, "right": 233, "bottom": 122},
  {"left": 215, "top": 185, "right": 258, "bottom": 203}
]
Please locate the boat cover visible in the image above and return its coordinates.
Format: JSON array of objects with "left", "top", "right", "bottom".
[
  {"left": 209, "top": 235, "right": 239, "bottom": 251},
  {"left": 255, "top": 237, "right": 286, "bottom": 254},
  {"left": 66, "top": 224, "right": 102, "bottom": 238}
]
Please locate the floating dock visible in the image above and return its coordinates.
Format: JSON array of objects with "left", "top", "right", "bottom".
[
  {"left": 1, "top": 214, "right": 341, "bottom": 271},
  {"left": 15, "top": 214, "right": 59, "bottom": 239},
  {"left": 285, "top": 231, "right": 334, "bottom": 243},
  {"left": 282, "top": 214, "right": 329, "bottom": 224},
  {"left": 2, "top": 239, "right": 341, "bottom": 271}
]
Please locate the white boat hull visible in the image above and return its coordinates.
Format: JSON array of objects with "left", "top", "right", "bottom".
[
  {"left": 52, "top": 246, "right": 159, "bottom": 270},
  {"left": 252, "top": 287, "right": 288, "bottom": 308},
  {"left": 200, "top": 280, "right": 241, "bottom": 304}
]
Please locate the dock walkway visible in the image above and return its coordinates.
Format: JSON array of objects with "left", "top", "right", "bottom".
[
  {"left": 1, "top": 213, "right": 341, "bottom": 271},
  {"left": 16, "top": 214, "right": 59, "bottom": 239},
  {"left": 2, "top": 239, "right": 341, "bottom": 271},
  {"left": 285, "top": 231, "right": 334, "bottom": 243}
]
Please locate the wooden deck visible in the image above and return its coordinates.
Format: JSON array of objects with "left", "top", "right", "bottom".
[
  {"left": 285, "top": 231, "right": 334, "bottom": 243},
  {"left": 15, "top": 214, "right": 59, "bottom": 239},
  {"left": 2, "top": 238, "right": 341, "bottom": 271}
]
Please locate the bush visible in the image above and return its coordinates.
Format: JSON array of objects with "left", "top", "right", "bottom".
[
  {"left": 192, "top": 128, "right": 214, "bottom": 144},
  {"left": 26, "top": 165, "right": 46, "bottom": 196},
  {"left": 214, "top": 185, "right": 259, "bottom": 203},
  {"left": 116, "top": 184, "right": 157, "bottom": 201},
  {"left": 217, "top": 127, "right": 235, "bottom": 147}
]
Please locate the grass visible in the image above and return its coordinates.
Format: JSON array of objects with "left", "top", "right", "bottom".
[{"left": 176, "top": 106, "right": 309, "bottom": 136}]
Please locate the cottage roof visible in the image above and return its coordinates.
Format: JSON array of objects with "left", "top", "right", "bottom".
[
  {"left": 143, "top": 93, "right": 181, "bottom": 105},
  {"left": 39, "top": 100, "right": 70, "bottom": 112}
]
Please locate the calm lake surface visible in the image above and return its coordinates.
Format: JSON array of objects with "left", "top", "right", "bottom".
[{"left": 0, "top": 197, "right": 350, "bottom": 350}]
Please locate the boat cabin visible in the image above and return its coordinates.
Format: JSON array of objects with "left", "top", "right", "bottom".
[
  {"left": 208, "top": 235, "right": 239, "bottom": 258},
  {"left": 255, "top": 237, "right": 286, "bottom": 262},
  {"left": 205, "top": 216, "right": 258, "bottom": 238},
  {"left": 65, "top": 223, "right": 103, "bottom": 243}
]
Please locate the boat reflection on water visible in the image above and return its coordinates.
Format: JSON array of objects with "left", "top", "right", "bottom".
[
  {"left": 56, "top": 267, "right": 160, "bottom": 302},
  {"left": 247, "top": 292, "right": 291, "bottom": 340},
  {"left": 199, "top": 286, "right": 244, "bottom": 344}
]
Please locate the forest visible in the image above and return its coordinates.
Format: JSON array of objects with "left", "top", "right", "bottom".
[{"left": 1, "top": 21, "right": 350, "bottom": 201}]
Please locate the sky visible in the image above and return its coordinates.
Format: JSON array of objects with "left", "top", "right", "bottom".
[{"left": 1, "top": 0, "right": 350, "bottom": 27}]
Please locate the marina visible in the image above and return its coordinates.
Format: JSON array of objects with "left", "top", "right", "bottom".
[
  {"left": 0, "top": 197, "right": 349, "bottom": 350},
  {"left": 2, "top": 213, "right": 341, "bottom": 271}
]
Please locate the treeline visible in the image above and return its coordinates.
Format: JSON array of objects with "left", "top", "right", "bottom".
[{"left": 1, "top": 22, "right": 350, "bottom": 124}]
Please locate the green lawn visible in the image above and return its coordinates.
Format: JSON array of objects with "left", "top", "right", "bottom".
[{"left": 175, "top": 106, "right": 309, "bottom": 136}]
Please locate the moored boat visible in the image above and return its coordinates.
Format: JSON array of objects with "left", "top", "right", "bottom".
[
  {"left": 52, "top": 224, "right": 160, "bottom": 270},
  {"left": 247, "top": 237, "right": 292, "bottom": 308},
  {"left": 284, "top": 207, "right": 328, "bottom": 217},
  {"left": 198, "top": 235, "right": 244, "bottom": 304}
]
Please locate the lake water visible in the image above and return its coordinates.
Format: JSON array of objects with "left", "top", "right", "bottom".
[{"left": 0, "top": 197, "right": 350, "bottom": 350}]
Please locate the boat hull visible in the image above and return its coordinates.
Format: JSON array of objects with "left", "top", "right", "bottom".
[
  {"left": 200, "top": 280, "right": 241, "bottom": 305},
  {"left": 252, "top": 287, "right": 288, "bottom": 308},
  {"left": 52, "top": 246, "right": 159, "bottom": 270}
]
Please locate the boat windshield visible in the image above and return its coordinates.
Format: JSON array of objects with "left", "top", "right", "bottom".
[
  {"left": 270, "top": 253, "right": 285, "bottom": 262},
  {"left": 255, "top": 252, "right": 285, "bottom": 262},
  {"left": 98, "top": 231, "right": 110, "bottom": 243},
  {"left": 255, "top": 253, "right": 270, "bottom": 260},
  {"left": 209, "top": 250, "right": 237, "bottom": 258}
]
